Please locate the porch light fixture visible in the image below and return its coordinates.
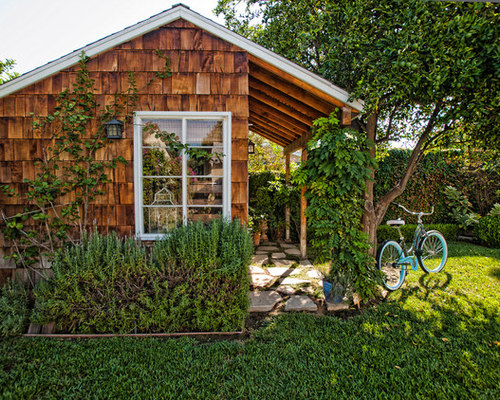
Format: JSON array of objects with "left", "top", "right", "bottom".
[
  {"left": 104, "top": 118, "right": 124, "bottom": 139},
  {"left": 248, "top": 140, "right": 255, "bottom": 154}
]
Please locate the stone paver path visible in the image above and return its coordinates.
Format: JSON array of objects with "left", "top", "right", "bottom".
[
  {"left": 285, "top": 295, "right": 318, "bottom": 312},
  {"left": 271, "top": 252, "right": 286, "bottom": 259},
  {"left": 248, "top": 291, "right": 282, "bottom": 312},
  {"left": 248, "top": 241, "right": 349, "bottom": 314}
]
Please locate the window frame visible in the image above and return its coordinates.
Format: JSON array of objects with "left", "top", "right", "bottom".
[{"left": 134, "top": 111, "right": 232, "bottom": 240}]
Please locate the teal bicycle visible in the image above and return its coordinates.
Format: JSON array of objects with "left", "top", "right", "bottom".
[{"left": 377, "top": 203, "right": 448, "bottom": 291}]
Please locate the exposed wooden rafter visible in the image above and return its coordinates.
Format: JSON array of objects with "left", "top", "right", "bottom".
[
  {"left": 250, "top": 63, "right": 337, "bottom": 116},
  {"left": 249, "top": 88, "right": 313, "bottom": 126},
  {"left": 249, "top": 78, "right": 324, "bottom": 121},
  {"left": 249, "top": 98, "right": 311, "bottom": 132},
  {"left": 283, "top": 131, "right": 313, "bottom": 155}
]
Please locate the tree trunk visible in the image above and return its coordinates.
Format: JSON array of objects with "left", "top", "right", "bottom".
[
  {"left": 362, "top": 113, "right": 378, "bottom": 256},
  {"left": 362, "top": 104, "right": 442, "bottom": 254}
]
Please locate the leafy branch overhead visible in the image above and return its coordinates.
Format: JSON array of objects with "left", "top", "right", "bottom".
[{"left": 217, "top": 0, "right": 500, "bottom": 254}]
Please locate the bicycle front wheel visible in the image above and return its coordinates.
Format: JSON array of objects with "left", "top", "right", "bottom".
[
  {"left": 417, "top": 230, "right": 448, "bottom": 273},
  {"left": 377, "top": 240, "right": 405, "bottom": 291}
]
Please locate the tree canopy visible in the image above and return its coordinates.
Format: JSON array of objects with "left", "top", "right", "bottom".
[
  {"left": 0, "top": 59, "right": 19, "bottom": 84},
  {"left": 216, "top": 0, "right": 500, "bottom": 148},
  {"left": 216, "top": 0, "right": 500, "bottom": 249}
]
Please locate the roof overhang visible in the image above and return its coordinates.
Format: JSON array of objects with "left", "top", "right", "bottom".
[{"left": 0, "top": 4, "right": 363, "bottom": 113}]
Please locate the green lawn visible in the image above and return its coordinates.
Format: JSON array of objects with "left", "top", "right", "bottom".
[{"left": 1, "top": 242, "right": 499, "bottom": 399}]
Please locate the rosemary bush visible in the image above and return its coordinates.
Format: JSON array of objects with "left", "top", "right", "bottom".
[
  {"left": 32, "top": 219, "right": 252, "bottom": 333},
  {"left": 0, "top": 279, "right": 29, "bottom": 336}
]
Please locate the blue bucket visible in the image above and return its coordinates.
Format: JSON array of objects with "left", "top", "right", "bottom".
[{"left": 323, "top": 279, "right": 332, "bottom": 298}]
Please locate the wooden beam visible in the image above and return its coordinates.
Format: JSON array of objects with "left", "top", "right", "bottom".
[
  {"left": 249, "top": 98, "right": 311, "bottom": 132},
  {"left": 285, "top": 153, "right": 290, "bottom": 242},
  {"left": 283, "top": 131, "right": 313, "bottom": 155},
  {"left": 250, "top": 63, "right": 337, "bottom": 115},
  {"left": 250, "top": 126, "right": 287, "bottom": 147},
  {"left": 300, "top": 149, "right": 307, "bottom": 258},
  {"left": 249, "top": 89, "right": 314, "bottom": 126},
  {"left": 249, "top": 118, "right": 297, "bottom": 145},
  {"left": 249, "top": 77, "right": 324, "bottom": 121},
  {"left": 254, "top": 113, "right": 308, "bottom": 139},
  {"left": 341, "top": 106, "right": 352, "bottom": 126},
  {"left": 251, "top": 114, "right": 302, "bottom": 141},
  {"left": 249, "top": 55, "right": 347, "bottom": 109}
]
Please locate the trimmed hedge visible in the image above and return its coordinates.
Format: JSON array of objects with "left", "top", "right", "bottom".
[
  {"left": 475, "top": 215, "right": 500, "bottom": 248},
  {"left": 375, "top": 149, "right": 500, "bottom": 224},
  {"left": 377, "top": 223, "right": 459, "bottom": 243},
  {"left": 32, "top": 219, "right": 253, "bottom": 334}
]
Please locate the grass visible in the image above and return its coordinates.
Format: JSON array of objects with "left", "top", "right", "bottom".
[{"left": 1, "top": 242, "right": 499, "bottom": 399}]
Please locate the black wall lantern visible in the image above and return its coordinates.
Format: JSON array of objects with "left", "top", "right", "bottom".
[
  {"left": 104, "top": 118, "right": 124, "bottom": 139},
  {"left": 248, "top": 139, "right": 255, "bottom": 154}
]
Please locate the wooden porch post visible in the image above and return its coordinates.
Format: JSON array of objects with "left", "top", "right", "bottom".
[
  {"left": 285, "top": 153, "right": 290, "bottom": 242},
  {"left": 300, "top": 148, "right": 307, "bottom": 258}
]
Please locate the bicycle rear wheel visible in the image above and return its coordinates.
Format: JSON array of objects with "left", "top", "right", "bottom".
[
  {"left": 417, "top": 230, "right": 448, "bottom": 273},
  {"left": 377, "top": 240, "right": 406, "bottom": 291}
]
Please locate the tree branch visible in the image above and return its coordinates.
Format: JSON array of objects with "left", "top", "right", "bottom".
[{"left": 374, "top": 102, "right": 443, "bottom": 225}]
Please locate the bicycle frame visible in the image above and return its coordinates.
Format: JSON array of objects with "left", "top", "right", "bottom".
[
  {"left": 391, "top": 203, "right": 434, "bottom": 272},
  {"left": 394, "top": 223, "right": 427, "bottom": 271}
]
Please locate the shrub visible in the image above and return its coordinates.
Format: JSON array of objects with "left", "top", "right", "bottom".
[
  {"left": 377, "top": 224, "right": 459, "bottom": 243},
  {"left": 475, "top": 215, "right": 500, "bottom": 248},
  {"left": 0, "top": 278, "right": 29, "bottom": 336},
  {"left": 32, "top": 220, "right": 253, "bottom": 334}
]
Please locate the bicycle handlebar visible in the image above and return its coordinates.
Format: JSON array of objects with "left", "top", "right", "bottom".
[{"left": 393, "top": 203, "right": 434, "bottom": 216}]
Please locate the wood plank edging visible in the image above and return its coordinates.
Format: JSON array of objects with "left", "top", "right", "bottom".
[{"left": 22, "top": 331, "right": 245, "bottom": 339}]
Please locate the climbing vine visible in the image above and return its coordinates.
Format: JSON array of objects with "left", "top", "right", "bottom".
[
  {"left": 294, "top": 113, "right": 380, "bottom": 301},
  {"left": 1, "top": 51, "right": 175, "bottom": 279}
]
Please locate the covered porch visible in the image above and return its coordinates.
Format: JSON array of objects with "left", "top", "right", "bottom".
[{"left": 247, "top": 55, "right": 361, "bottom": 257}]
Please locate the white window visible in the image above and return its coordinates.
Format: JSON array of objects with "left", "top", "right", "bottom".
[{"left": 134, "top": 112, "right": 231, "bottom": 240}]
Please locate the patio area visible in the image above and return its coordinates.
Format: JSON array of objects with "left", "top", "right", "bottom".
[{"left": 248, "top": 241, "right": 349, "bottom": 313}]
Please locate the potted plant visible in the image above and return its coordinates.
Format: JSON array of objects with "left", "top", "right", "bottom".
[
  {"left": 323, "top": 271, "right": 349, "bottom": 303},
  {"left": 248, "top": 209, "right": 265, "bottom": 246}
]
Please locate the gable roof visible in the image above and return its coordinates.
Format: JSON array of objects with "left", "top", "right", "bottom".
[{"left": 0, "top": 4, "right": 363, "bottom": 112}]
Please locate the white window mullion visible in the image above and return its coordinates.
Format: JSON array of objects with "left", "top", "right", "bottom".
[
  {"left": 134, "top": 114, "right": 143, "bottom": 238},
  {"left": 182, "top": 117, "right": 188, "bottom": 225}
]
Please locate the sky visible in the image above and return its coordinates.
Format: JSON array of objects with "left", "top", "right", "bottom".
[{"left": 0, "top": 0, "right": 224, "bottom": 75}]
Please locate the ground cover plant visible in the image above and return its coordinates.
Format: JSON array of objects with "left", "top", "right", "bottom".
[
  {"left": 31, "top": 219, "right": 252, "bottom": 334},
  {"left": 1, "top": 242, "right": 498, "bottom": 399}
]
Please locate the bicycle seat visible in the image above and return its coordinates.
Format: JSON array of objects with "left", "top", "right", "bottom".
[{"left": 387, "top": 219, "right": 405, "bottom": 227}]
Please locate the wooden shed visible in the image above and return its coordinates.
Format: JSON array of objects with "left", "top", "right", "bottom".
[{"left": 0, "top": 4, "right": 362, "bottom": 273}]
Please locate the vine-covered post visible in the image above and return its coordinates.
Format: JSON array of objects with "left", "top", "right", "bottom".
[
  {"left": 300, "top": 148, "right": 307, "bottom": 258},
  {"left": 285, "top": 152, "right": 291, "bottom": 242}
]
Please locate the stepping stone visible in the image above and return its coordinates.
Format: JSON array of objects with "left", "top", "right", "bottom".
[
  {"left": 252, "top": 254, "right": 268, "bottom": 266},
  {"left": 267, "top": 267, "right": 292, "bottom": 277},
  {"left": 248, "top": 291, "right": 282, "bottom": 312},
  {"left": 255, "top": 251, "right": 269, "bottom": 255},
  {"left": 326, "top": 300, "right": 350, "bottom": 312},
  {"left": 271, "top": 252, "right": 287, "bottom": 259},
  {"left": 298, "top": 259, "right": 314, "bottom": 268},
  {"left": 285, "top": 248, "right": 301, "bottom": 256},
  {"left": 290, "top": 268, "right": 303, "bottom": 275},
  {"left": 272, "top": 259, "right": 295, "bottom": 268},
  {"left": 307, "top": 269, "right": 323, "bottom": 279},
  {"left": 251, "top": 274, "right": 275, "bottom": 288},
  {"left": 281, "top": 243, "right": 298, "bottom": 249},
  {"left": 258, "top": 246, "right": 280, "bottom": 252},
  {"left": 261, "top": 241, "right": 277, "bottom": 246},
  {"left": 276, "top": 285, "right": 296, "bottom": 295},
  {"left": 285, "top": 295, "right": 318, "bottom": 312},
  {"left": 249, "top": 265, "right": 266, "bottom": 274},
  {"left": 281, "top": 277, "right": 309, "bottom": 285}
]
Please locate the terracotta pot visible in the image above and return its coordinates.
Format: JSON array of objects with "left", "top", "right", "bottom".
[{"left": 253, "top": 233, "right": 261, "bottom": 246}]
